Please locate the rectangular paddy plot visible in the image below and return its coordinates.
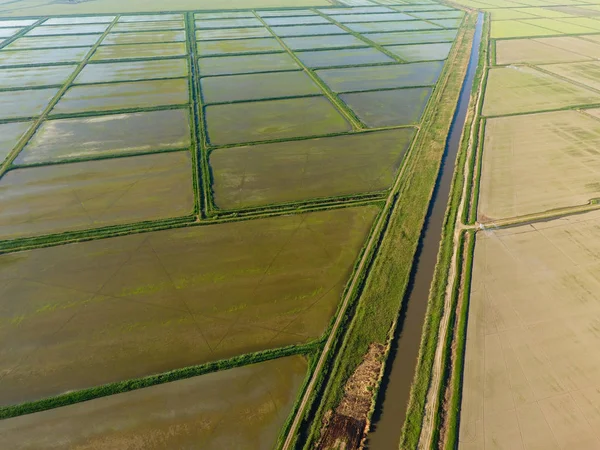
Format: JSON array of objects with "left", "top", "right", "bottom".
[
  {"left": 346, "top": 20, "right": 442, "bottom": 33},
  {"left": 263, "top": 16, "right": 330, "bottom": 25},
  {"left": 386, "top": 42, "right": 452, "bottom": 62},
  {"left": 0, "top": 151, "right": 194, "bottom": 240},
  {"left": 26, "top": 24, "right": 110, "bottom": 36},
  {"left": 328, "top": 13, "right": 414, "bottom": 22},
  {"left": 0, "top": 27, "right": 21, "bottom": 38},
  {"left": 198, "top": 52, "right": 299, "bottom": 76},
  {"left": 197, "top": 38, "right": 284, "bottom": 56},
  {"left": 316, "top": 61, "right": 444, "bottom": 93},
  {"left": 543, "top": 61, "right": 600, "bottom": 91},
  {"left": 340, "top": 87, "right": 432, "bottom": 127},
  {"left": 196, "top": 17, "right": 264, "bottom": 28},
  {"left": 0, "top": 65, "right": 75, "bottom": 89},
  {"left": 210, "top": 128, "right": 415, "bottom": 209},
  {"left": 119, "top": 14, "right": 183, "bottom": 22},
  {"left": 101, "top": 30, "right": 186, "bottom": 45},
  {"left": 16, "top": 109, "right": 190, "bottom": 165},
  {"left": 494, "top": 38, "right": 593, "bottom": 65},
  {"left": 482, "top": 66, "right": 600, "bottom": 116},
  {"left": 0, "top": 121, "right": 31, "bottom": 164},
  {"left": 200, "top": 71, "right": 320, "bottom": 103},
  {"left": 52, "top": 79, "right": 189, "bottom": 115},
  {"left": 111, "top": 20, "right": 185, "bottom": 32},
  {"left": 296, "top": 47, "right": 394, "bottom": 68},
  {"left": 0, "top": 47, "right": 90, "bottom": 66},
  {"left": 0, "top": 356, "right": 307, "bottom": 450},
  {"left": 0, "top": 206, "right": 378, "bottom": 405},
  {"left": 478, "top": 110, "right": 600, "bottom": 222},
  {"left": 533, "top": 36, "right": 600, "bottom": 59},
  {"left": 0, "top": 88, "right": 58, "bottom": 120},
  {"left": 270, "top": 24, "right": 346, "bottom": 37},
  {"left": 91, "top": 42, "right": 186, "bottom": 61},
  {"left": 205, "top": 96, "right": 351, "bottom": 145},
  {"left": 43, "top": 16, "right": 115, "bottom": 25},
  {"left": 366, "top": 29, "right": 458, "bottom": 46},
  {"left": 75, "top": 58, "right": 188, "bottom": 84},
  {"left": 460, "top": 212, "right": 600, "bottom": 450},
  {"left": 5, "top": 34, "right": 102, "bottom": 49},
  {"left": 196, "top": 27, "right": 272, "bottom": 40},
  {"left": 282, "top": 34, "right": 366, "bottom": 50}
]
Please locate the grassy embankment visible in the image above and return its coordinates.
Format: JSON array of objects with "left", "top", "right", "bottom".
[
  {"left": 400, "top": 12, "right": 489, "bottom": 449},
  {"left": 285, "top": 12, "right": 478, "bottom": 449}
]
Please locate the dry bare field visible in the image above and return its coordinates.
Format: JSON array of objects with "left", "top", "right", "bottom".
[
  {"left": 495, "top": 38, "right": 592, "bottom": 65},
  {"left": 460, "top": 210, "right": 600, "bottom": 450},
  {"left": 478, "top": 110, "right": 600, "bottom": 222}
]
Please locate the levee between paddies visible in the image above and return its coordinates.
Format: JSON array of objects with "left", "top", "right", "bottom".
[
  {"left": 478, "top": 110, "right": 600, "bottom": 222},
  {"left": 0, "top": 151, "right": 195, "bottom": 239},
  {"left": 0, "top": 206, "right": 378, "bottom": 406},
  {"left": 0, "top": 356, "right": 307, "bottom": 450},
  {"left": 460, "top": 210, "right": 600, "bottom": 450}
]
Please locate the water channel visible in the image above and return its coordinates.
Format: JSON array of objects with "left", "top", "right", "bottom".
[{"left": 365, "top": 12, "right": 484, "bottom": 450}]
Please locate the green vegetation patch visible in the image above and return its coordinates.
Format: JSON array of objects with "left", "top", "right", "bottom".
[
  {"left": 0, "top": 206, "right": 377, "bottom": 404},
  {"left": 44, "top": 16, "right": 115, "bottom": 25},
  {"left": 195, "top": 18, "right": 264, "bottom": 29},
  {"left": 346, "top": 20, "right": 441, "bottom": 33},
  {"left": 0, "top": 65, "right": 76, "bottom": 89},
  {"left": 111, "top": 20, "right": 185, "bottom": 32},
  {"left": 197, "top": 37, "right": 283, "bottom": 56},
  {"left": 5, "top": 34, "right": 101, "bottom": 49},
  {"left": 329, "top": 13, "right": 414, "bottom": 23},
  {"left": 0, "top": 121, "right": 31, "bottom": 164},
  {"left": 0, "top": 151, "right": 194, "bottom": 240},
  {"left": 198, "top": 52, "right": 299, "bottom": 76},
  {"left": 205, "top": 96, "right": 351, "bottom": 145},
  {"left": 75, "top": 58, "right": 188, "bottom": 84},
  {"left": 281, "top": 34, "right": 365, "bottom": 50},
  {"left": 316, "top": 61, "right": 444, "bottom": 93},
  {"left": 210, "top": 128, "right": 415, "bottom": 209},
  {"left": 17, "top": 109, "right": 191, "bottom": 165},
  {"left": 91, "top": 42, "right": 186, "bottom": 61},
  {"left": 0, "top": 356, "right": 308, "bottom": 450},
  {"left": 263, "top": 16, "right": 330, "bottom": 26},
  {"left": 366, "top": 28, "right": 458, "bottom": 45},
  {"left": 52, "top": 79, "right": 188, "bottom": 115},
  {"left": 201, "top": 71, "right": 320, "bottom": 104},
  {"left": 270, "top": 24, "right": 346, "bottom": 37},
  {"left": 483, "top": 66, "right": 600, "bottom": 116},
  {"left": 296, "top": 47, "right": 394, "bottom": 68},
  {"left": 196, "top": 27, "right": 271, "bottom": 40},
  {"left": 27, "top": 24, "right": 110, "bottom": 36},
  {"left": 339, "top": 87, "right": 432, "bottom": 127},
  {"left": 490, "top": 20, "right": 553, "bottom": 38},
  {"left": 0, "top": 47, "right": 90, "bottom": 66},
  {"left": 102, "top": 30, "right": 186, "bottom": 45},
  {"left": 520, "top": 18, "right": 597, "bottom": 34},
  {"left": 385, "top": 42, "right": 453, "bottom": 62},
  {"left": 0, "top": 88, "right": 58, "bottom": 120}
]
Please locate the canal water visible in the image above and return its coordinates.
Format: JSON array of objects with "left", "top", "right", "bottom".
[{"left": 365, "top": 13, "right": 484, "bottom": 450}]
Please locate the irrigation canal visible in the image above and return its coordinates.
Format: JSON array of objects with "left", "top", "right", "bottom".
[{"left": 365, "top": 13, "right": 484, "bottom": 450}]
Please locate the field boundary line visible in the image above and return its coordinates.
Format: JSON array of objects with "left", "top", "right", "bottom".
[{"left": 0, "top": 18, "right": 46, "bottom": 50}]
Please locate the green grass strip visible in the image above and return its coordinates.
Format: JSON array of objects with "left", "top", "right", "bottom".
[{"left": 0, "top": 340, "right": 321, "bottom": 420}]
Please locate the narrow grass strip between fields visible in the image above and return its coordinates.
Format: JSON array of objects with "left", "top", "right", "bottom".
[{"left": 0, "top": 341, "right": 321, "bottom": 420}]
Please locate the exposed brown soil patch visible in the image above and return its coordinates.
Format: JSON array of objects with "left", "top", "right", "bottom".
[{"left": 316, "top": 343, "right": 385, "bottom": 450}]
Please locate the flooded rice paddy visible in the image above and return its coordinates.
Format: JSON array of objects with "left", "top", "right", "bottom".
[
  {"left": 0, "top": 206, "right": 377, "bottom": 404},
  {"left": 0, "top": 4, "right": 463, "bottom": 446},
  {"left": 205, "top": 96, "right": 351, "bottom": 145},
  {"left": 210, "top": 128, "right": 415, "bottom": 209},
  {"left": 52, "top": 78, "right": 189, "bottom": 114},
  {"left": 1, "top": 151, "right": 194, "bottom": 239},
  {"left": 16, "top": 109, "right": 190, "bottom": 164},
  {"left": 75, "top": 58, "right": 188, "bottom": 84},
  {"left": 201, "top": 71, "right": 320, "bottom": 103},
  {"left": 0, "top": 356, "right": 307, "bottom": 450}
]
